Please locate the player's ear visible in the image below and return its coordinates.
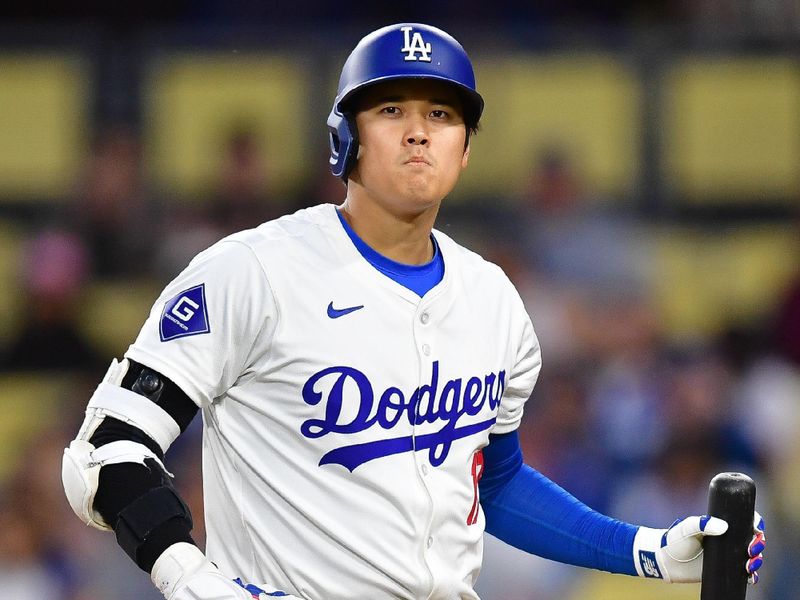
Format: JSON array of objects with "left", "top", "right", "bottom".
[
  {"left": 461, "top": 141, "right": 471, "bottom": 169},
  {"left": 347, "top": 144, "right": 364, "bottom": 185}
]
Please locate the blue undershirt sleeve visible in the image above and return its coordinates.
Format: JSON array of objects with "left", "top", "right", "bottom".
[{"left": 479, "top": 431, "right": 638, "bottom": 575}]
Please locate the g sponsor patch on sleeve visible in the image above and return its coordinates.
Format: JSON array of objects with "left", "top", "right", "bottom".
[{"left": 160, "top": 284, "right": 211, "bottom": 341}]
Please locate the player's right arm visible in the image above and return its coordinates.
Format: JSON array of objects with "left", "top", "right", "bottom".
[
  {"left": 61, "top": 239, "right": 299, "bottom": 600},
  {"left": 61, "top": 357, "right": 268, "bottom": 599}
]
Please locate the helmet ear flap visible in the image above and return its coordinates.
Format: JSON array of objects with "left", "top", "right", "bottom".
[{"left": 327, "top": 108, "right": 359, "bottom": 182}]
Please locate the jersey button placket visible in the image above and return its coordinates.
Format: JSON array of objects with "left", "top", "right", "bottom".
[
  {"left": 418, "top": 309, "right": 432, "bottom": 357},
  {"left": 416, "top": 308, "right": 432, "bottom": 477},
  {"left": 414, "top": 304, "right": 437, "bottom": 589}
]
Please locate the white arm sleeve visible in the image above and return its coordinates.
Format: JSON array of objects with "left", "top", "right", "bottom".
[{"left": 125, "top": 239, "right": 277, "bottom": 408}]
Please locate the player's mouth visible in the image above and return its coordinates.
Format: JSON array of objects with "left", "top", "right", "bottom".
[{"left": 404, "top": 155, "right": 431, "bottom": 166}]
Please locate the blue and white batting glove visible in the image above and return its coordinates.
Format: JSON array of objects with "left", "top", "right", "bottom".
[
  {"left": 632, "top": 512, "right": 765, "bottom": 584},
  {"left": 747, "top": 513, "right": 766, "bottom": 584},
  {"left": 151, "top": 542, "right": 303, "bottom": 600}
]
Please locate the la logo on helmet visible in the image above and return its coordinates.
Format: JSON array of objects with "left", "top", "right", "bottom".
[{"left": 401, "top": 26, "right": 432, "bottom": 62}]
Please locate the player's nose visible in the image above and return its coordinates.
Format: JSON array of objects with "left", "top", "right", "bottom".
[
  {"left": 405, "top": 131, "right": 429, "bottom": 146},
  {"left": 404, "top": 114, "right": 429, "bottom": 146}
]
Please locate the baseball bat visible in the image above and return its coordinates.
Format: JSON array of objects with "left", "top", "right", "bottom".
[{"left": 700, "top": 472, "right": 756, "bottom": 600}]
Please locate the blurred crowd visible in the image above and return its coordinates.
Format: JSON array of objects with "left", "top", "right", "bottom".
[
  {"left": 472, "top": 152, "right": 800, "bottom": 599},
  {"left": 0, "top": 115, "right": 797, "bottom": 600},
  {"left": 4, "top": 0, "right": 800, "bottom": 37}
]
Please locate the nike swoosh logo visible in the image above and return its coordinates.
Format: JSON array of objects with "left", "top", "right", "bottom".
[{"left": 327, "top": 302, "right": 364, "bottom": 319}]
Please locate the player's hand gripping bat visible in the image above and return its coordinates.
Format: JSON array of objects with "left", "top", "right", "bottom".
[{"left": 701, "top": 472, "right": 765, "bottom": 599}]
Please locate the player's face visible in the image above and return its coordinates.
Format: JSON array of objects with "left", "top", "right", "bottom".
[{"left": 349, "top": 79, "right": 470, "bottom": 215}]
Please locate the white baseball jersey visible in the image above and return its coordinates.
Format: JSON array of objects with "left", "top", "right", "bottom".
[{"left": 125, "top": 203, "right": 542, "bottom": 600}]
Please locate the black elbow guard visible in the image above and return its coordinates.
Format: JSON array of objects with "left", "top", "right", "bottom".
[
  {"left": 85, "top": 359, "right": 200, "bottom": 572},
  {"left": 97, "top": 459, "right": 195, "bottom": 572},
  {"left": 115, "top": 466, "right": 195, "bottom": 572}
]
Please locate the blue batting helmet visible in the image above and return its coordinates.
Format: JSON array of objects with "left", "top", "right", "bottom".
[{"left": 327, "top": 23, "right": 484, "bottom": 181}]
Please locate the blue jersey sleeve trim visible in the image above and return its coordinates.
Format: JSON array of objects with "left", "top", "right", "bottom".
[{"left": 480, "top": 431, "right": 637, "bottom": 575}]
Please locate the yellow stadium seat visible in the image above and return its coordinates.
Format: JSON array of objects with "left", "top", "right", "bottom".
[
  {"left": 0, "top": 372, "right": 75, "bottom": 481},
  {"left": 0, "top": 54, "right": 89, "bottom": 200},
  {"left": 663, "top": 58, "right": 800, "bottom": 202},
  {"left": 77, "top": 280, "right": 161, "bottom": 357},
  {"left": 0, "top": 221, "right": 25, "bottom": 343},
  {"left": 144, "top": 53, "right": 311, "bottom": 200},
  {"left": 566, "top": 571, "right": 699, "bottom": 600},
  {"left": 653, "top": 226, "right": 800, "bottom": 337},
  {"left": 459, "top": 54, "right": 641, "bottom": 201}
]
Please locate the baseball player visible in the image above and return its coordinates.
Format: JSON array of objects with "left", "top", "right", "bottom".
[{"left": 62, "top": 23, "right": 765, "bottom": 600}]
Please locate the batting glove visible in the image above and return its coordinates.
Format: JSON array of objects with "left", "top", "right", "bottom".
[
  {"left": 747, "top": 513, "right": 766, "bottom": 584},
  {"left": 151, "top": 542, "right": 303, "bottom": 600},
  {"left": 632, "top": 512, "right": 765, "bottom": 584}
]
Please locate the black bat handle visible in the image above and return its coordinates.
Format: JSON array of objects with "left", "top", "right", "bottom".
[{"left": 700, "top": 472, "right": 756, "bottom": 600}]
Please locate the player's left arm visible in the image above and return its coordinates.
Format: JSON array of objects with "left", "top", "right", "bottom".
[{"left": 478, "top": 431, "right": 766, "bottom": 584}]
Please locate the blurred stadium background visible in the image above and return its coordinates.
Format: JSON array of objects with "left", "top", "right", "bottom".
[{"left": 0, "top": 2, "right": 798, "bottom": 599}]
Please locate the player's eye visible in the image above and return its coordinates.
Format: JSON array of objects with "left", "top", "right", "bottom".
[
  {"left": 380, "top": 106, "right": 400, "bottom": 115},
  {"left": 430, "top": 109, "right": 448, "bottom": 119}
]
